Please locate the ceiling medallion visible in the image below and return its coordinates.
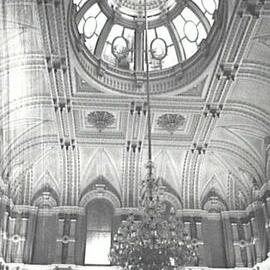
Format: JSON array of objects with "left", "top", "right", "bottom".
[
  {"left": 157, "top": 114, "right": 185, "bottom": 134},
  {"left": 87, "top": 111, "right": 115, "bottom": 132}
]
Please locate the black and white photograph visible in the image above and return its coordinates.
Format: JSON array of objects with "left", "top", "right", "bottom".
[{"left": 0, "top": 0, "right": 270, "bottom": 269}]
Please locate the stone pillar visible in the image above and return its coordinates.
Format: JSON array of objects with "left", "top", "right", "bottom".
[
  {"left": 184, "top": 221, "right": 191, "bottom": 238},
  {"left": 0, "top": 212, "right": 9, "bottom": 260},
  {"left": 55, "top": 218, "right": 65, "bottom": 263},
  {"left": 74, "top": 209, "right": 86, "bottom": 265},
  {"left": 232, "top": 223, "right": 243, "bottom": 267},
  {"left": 263, "top": 201, "right": 270, "bottom": 247},
  {"left": 251, "top": 217, "right": 262, "bottom": 263},
  {"left": 4, "top": 206, "right": 38, "bottom": 263},
  {"left": 264, "top": 136, "right": 270, "bottom": 180},
  {"left": 134, "top": 25, "right": 144, "bottom": 71},
  {"left": 15, "top": 217, "right": 28, "bottom": 263},
  {"left": 195, "top": 221, "right": 205, "bottom": 266},
  {"left": 5, "top": 217, "right": 16, "bottom": 262},
  {"left": 23, "top": 208, "right": 38, "bottom": 263},
  {"left": 54, "top": 207, "right": 84, "bottom": 264},
  {"left": 243, "top": 222, "right": 253, "bottom": 267},
  {"left": 0, "top": 195, "right": 9, "bottom": 260},
  {"left": 66, "top": 219, "right": 76, "bottom": 264}
]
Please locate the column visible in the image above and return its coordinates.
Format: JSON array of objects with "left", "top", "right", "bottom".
[
  {"left": 55, "top": 218, "right": 64, "bottom": 263},
  {"left": 232, "top": 223, "right": 243, "bottom": 267},
  {"left": 6, "top": 217, "right": 16, "bottom": 262},
  {"left": 195, "top": 221, "right": 205, "bottom": 266},
  {"left": 243, "top": 222, "right": 253, "bottom": 267},
  {"left": 66, "top": 219, "right": 76, "bottom": 264}
]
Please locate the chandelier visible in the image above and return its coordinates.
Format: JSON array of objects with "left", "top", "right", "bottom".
[
  {"left": 109, "top": 0, "right": 199, "bottom": 269},
  {"left": 109, "top": 163, "right": 199, "bottom": 270}
]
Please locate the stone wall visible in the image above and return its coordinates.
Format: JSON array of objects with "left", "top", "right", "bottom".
[{"left": 0, "top": 183, "right": 270, "bottom": 267}]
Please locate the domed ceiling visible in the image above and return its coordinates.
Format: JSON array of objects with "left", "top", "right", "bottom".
[
  {"left": 73, "top": 0, "right": 219, "bottom": 71},
  {"left": 107, "top": 0, "right": 177, "bottom": 18}
]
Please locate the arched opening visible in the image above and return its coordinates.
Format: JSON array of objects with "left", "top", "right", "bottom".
[{"left": 84, "top": 199, "right": 114, "bottom": 265}]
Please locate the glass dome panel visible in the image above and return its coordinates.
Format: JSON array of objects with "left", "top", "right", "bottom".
[
  {"left": 151, "top": 39, "right": 167, "bottom": 60},
  {"left": 182, "top": 38, "right": 197, "bottom": 59},
  {"left": 84, "top": 3, "right": 100, "bottom": 18},
  {"left": 156, "top": 26, "right": 172, "bottom": 44},
  {"left": 191, "top": 0, "right": 205, "bottom": 13},
  {"left": 102, "top": 25, "right": 135, "bottom": 70},
  {"left": 107, "top": 0, "right": 177, "bottom": 20},
  {"left": 73, "top": 0, "right": 220, "bottom": 70},
  {"left": 197, "top": 22, "right": 207, "bottom": 44},
  {"left": 74, "top": 0, "right": 88, "bottom": 10},
  {"left": 173, "top": 16, "right": 185, "bottom": 39},
  {"left": 202, "top": 0, "right": 217, "bottom": 15},
  {"left": 184, "top": 21, "right": 199, "bottom": 43},
  {"left": 162, "top": 45, "right": 178, "bottom": 69},
  {"left": 182, "top": 7, "right": 200, "bottom": 25},
  {"left": 191, "top": 0, "right": 219, "bottom": 26},
  {"left": 77, "top": 3, "right": 107, "bottom": 53},
  {"left": 83, "top": 17, "right": 96, "bottom": 39}
]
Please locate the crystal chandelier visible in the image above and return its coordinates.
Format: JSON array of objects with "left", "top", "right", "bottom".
[
  {"left": 109, "top": 164, "right": 199, "bottom": 270},
  {"left": 109, "top": 1, "right": 199, "bottom": 269}
]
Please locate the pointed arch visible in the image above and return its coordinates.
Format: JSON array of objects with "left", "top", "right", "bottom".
[
  {"left": 153, "top": 150, "right": 180, "bottom": 191},
  {"left": 200, "top": 173, "right": 226, "bottom": 205},
  {"left": 162, "top": 191, "right": 183, "bottom": 210},
  {"left": 32, "top": 169, "right": 60, "bottom": 199},
  {"left": 201, "top": 188, "right": 228, "bottom": 212},
  {"left": 81, "top": 148, "right": 121, "bottom": 193},
  {"left": 80, "top": 188, "right": 121, "bottom": 209},
  {"left": 31, "top": 184, "right": 59, "bottom": 208}
]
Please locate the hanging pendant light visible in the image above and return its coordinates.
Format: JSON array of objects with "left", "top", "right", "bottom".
[{"left": 109, "top": 1, "right": 199, "bottom": 269}]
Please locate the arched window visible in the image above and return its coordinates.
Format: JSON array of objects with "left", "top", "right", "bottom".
[{"left": 85, "top": 200, "right": 114, "bottom": 265}]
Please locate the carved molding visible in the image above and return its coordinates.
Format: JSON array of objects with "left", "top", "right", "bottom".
[{"left": 79, "top": 188, "right": 121, "bottom": 209}]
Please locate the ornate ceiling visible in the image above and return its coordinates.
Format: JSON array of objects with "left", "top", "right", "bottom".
[
  {"left": 107, "top": 0, "right": 177, "bottom": 18},
  {"left": 70, "top": 0, "right": 223, "bottom": 94},
  {"left": 0, "top": 0, "right": 270, "bottom": 213}
]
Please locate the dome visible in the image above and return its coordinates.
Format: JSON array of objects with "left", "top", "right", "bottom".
[
  {"left": 72, "top": 0, "right": 219, "bottom": 71},
  {"left": 107, "top": 0, "right": 177, "bottom": 19}
]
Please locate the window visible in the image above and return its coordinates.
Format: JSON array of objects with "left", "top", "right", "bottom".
[
  {"left": 173, "top": 7, "right": 208, "bottom": 60},
  {"left": 102, "top": 25, "right": 135, "bottom": 70},
  {"left": 73, "top": 0, "right": 220, "bottom": 70},
  {"left": 73, "top": 0, "right": 88, "bottom": 10},
  {"left": 85, "top": 200, "right": 114, "bottom": 265},
  {"left": 192, "top": 0, "right": 219, "bottom": 25},
  {"left": 77, "top": 3, "right": 107, "bottom": 53},
  {"left": 144, "top": 26, "right": 178, "bottom": 71}
]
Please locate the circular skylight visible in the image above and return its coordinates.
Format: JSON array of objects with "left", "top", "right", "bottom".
[
  {"left": 73, "top": 0, "right": 219, "bottom": 71},
  {"left": 107, "top": 0, "right": 177, "bottom": 19}
]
